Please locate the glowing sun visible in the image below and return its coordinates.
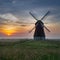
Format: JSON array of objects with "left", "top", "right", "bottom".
[{"left": 2, "top": 25, "right": 17, "bottom": 36}]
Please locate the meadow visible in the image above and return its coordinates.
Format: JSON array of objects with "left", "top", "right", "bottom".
[{"left": 0, "top": 39, "right": 60, "bottom": 60}]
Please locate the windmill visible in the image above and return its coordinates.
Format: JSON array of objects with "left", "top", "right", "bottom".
[{"left": 29, "top": 11, "right": 50, "bottom": 40}]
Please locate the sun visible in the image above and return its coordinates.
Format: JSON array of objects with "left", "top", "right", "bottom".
[
  {"left": 3, "top": 28, "right": 16, "bottom": 36},
  {"left": 2, "top": 25, "right": 17, "bottom": 36}
]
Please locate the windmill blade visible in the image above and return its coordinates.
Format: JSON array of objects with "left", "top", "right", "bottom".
[
  {"left": 29, "top": 26, "right": 35, "bottom": 33},
  {"left": 29, "top": 12, "right": 38, "bottom": 20},
  {"left": 40, "top": 11, "right": 50, "bottom": 20},
  {"left": 44, "top": 25, "right": 50, "bottom": 32},
  {"left": 28, "top": 23, "right": 39, "bottom": 33}
]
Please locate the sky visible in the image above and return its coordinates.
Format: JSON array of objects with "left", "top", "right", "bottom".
[{"left": 0, "top": 0, "right": 60, "bottom": 39}]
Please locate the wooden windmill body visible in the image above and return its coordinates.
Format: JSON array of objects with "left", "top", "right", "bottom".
[{"left": 29, "top": 11, "right": 50, "bottom": 40}]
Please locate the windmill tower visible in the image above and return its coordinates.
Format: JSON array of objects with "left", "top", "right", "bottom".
[{"left": 29, "top": 11, "right": 50, "bottom": 40}]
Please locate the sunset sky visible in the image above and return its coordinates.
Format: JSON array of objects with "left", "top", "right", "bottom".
[{"left": 0, "top": 0, "right": 60, "bottom": 39}]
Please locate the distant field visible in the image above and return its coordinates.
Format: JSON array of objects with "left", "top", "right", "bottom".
[{"left": 0, "top": 39, "right": 60, "bottom": 60}]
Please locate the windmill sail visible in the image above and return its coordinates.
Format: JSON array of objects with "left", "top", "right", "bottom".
[
  {"left": 29, "top": 11, "right": 50, "bottom": 33},
  {"left": 40, "top": 11, "right": 50, "bottom": 20},
  {"left": 44, "top": 26, "right": 50, "bottom": 32},
  {"left": 29, "top": 12, "right": 38, "bottom": 20}
]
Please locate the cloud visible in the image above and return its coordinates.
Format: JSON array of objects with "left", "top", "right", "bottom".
[{"left": 0, "top": 13, "right": 19, "bottom": 22}]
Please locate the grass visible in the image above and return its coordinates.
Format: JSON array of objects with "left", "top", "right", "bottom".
[{"left": 0, "top": 39, "right": 60, "bottom": 60}]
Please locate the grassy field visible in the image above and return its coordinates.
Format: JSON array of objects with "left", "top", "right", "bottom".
[{"left": 0, "top": 39, "right": 60, "bottom": 60}]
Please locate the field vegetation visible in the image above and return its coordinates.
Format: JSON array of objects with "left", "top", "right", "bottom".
[{"left": 0, "top": 39, "right": 60, "bottom": 60}]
